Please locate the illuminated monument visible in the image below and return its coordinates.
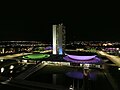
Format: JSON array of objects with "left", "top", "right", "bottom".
[{"left": 53, "top": 23, "right": 65, "bottom": 55}]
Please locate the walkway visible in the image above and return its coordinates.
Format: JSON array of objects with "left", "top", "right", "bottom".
[
  {"left": 0, "top": 53, "right": 32, "bottom": 60},
  {"left": 15, "top": 63, "right": 46, "bottom": 80},
  {"left": 97, "top": 51, "right": 120, "bottom": 67}
]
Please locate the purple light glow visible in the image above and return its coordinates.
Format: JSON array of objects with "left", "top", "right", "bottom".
[
  {"left": 45, "top": 46, "right": 52, "bottom": 50},
  {"left": 66, "top": 71, "right": 97, "bottom": 80},
  {"left": 66, "top": 71, "right": 83, "bottom": 79},
  {"left": 68, "top": 55, "right": 96, "bottom": 60},
  {"left": 63, "top": 55, "right": 101, "bottom": 64},
  {"left": 89, "top": 72, "right": 97, "bottom": 80}
]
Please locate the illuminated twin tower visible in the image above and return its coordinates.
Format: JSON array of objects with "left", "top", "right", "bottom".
[{"left": 52, "top": 23, "right": 65, "bottom": 55}]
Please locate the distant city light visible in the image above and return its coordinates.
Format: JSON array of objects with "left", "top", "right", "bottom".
[
  {"left": 1, "top": 67, "right": 4, "bottom": 73},
  {"left": 118, "top": 68, "right": 120, "bottom": 70},
  {"left": 22, "top": 60, "right": 28, "bottom": 63},
  {"left": 10, "top": 70, "right": 13, "bottom": 73},
  {"left": 9, "top": 65, "right": 14, "bottom": 69},
  {"left": 119, "top": 51, "right": 120, "bottom": 53},
  {"left": 116, "top": 48, "right": 119, "bottom": 50},
  {"left": 107, "top": 43, "right": 112, "bottom": 45},
  {"left": 0, "top": 59, "right": 3, "bottom": 62},
  {"left": 69, "top": 85, "right": 74, "bottom": 90},
  {"left": 80, "top": 64, "right": 82, "bottom": 67},
  {"left": 103, "top": 43, "right": 107, "bottom": 46}
]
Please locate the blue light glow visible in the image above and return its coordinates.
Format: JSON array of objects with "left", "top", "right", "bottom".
[{"left": 59, "top": 48, "right": 63, "bottom": 55}]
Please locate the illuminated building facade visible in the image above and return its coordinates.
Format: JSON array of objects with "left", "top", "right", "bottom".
[
  {"left": 53, "top": 23, "right": 65, "bottom": 55},
  {"left": 63, "top": 55, "right": 102, "bottom": 64}
]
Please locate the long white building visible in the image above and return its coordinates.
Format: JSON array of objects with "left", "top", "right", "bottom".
[{"left": 53, "top": 23, "right": 65, "bottom": 55}]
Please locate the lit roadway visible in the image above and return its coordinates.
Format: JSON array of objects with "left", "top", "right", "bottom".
[
  {"left": 0, "top": 53, "right": 32, "bottom": 60},
  {"left": 97, "top": 51, "right": 120, "bottom": 67}
]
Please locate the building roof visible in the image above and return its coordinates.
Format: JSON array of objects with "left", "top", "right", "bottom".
[{"left": 63, "top": 55, "right": 102, "bottom": 64}]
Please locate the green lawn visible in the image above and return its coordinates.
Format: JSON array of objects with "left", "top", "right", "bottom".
[{"left": 22, "top": 54, "right": 50, "bottom": 60}]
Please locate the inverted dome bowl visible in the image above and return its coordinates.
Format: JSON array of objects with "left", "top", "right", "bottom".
[{"left": 67, "top": 55, "right": 96, "bottom": 61}]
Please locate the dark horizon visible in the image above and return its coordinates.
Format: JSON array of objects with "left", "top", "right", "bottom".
[{"left": 0, "top": 16, "right": 120, "bottom": 42}]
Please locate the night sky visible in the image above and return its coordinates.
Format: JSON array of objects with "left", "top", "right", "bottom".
[{"left": 0, "top": 15, "right": 120, "bottom": 42}]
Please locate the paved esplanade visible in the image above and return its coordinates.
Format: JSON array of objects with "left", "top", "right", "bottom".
[
  {"left": 0, "top": 53, "right": 32, "bottom": 60},
  {"left": 97, "top": 51, "right": 120, "bottom": 67}
]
